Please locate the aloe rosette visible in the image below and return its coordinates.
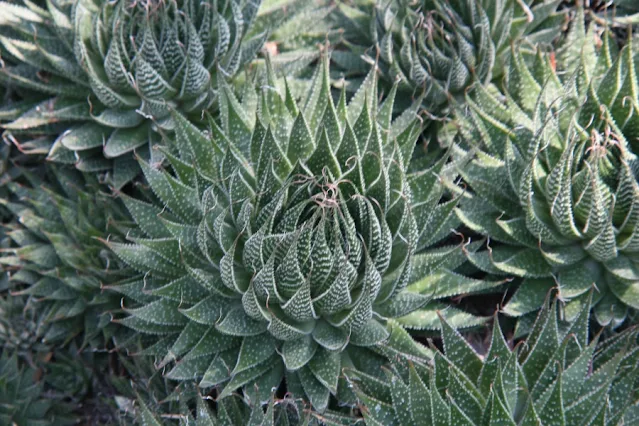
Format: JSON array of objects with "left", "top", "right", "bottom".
[
  {"left": 106, "top": 60, "right": 497, "bottom": 411},
  {"left": 349, "top": 292, "right": 639, "bottom": 425},
  {"left": 0, "top": 0, "right": 265, "bottom": 188},
  {"left": 452, "top": 21, "right": 639, "bottom": 328},
  {"left": 333, "top": 0, "right": 564, "bottom": 114},
  {"left": 0, "top": 166, "right": 134, "bottom": 348}
]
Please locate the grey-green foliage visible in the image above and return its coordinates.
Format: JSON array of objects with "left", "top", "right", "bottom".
[
  {"left": 0, "top": 268, "right": 122, "bottom": 424},
  {"left": 109, "top": 344, "right": 358, "bottom": 425},
  {"left": 0, "top": 165, "right": 134, "bottom": 348},
  {"left": 0, "top": 139, "right": 35, "bottom": 221},
  {"left": 0, "top": 81, "right": 51, "bottom": 221},
  {"left": 332, "top": 0, "right": 564, "bottom": 113},
  {"left": 131, "top": 388, "right": 358, "bottom": 425},
  {"left": 555, "top": 6, "right": 639, "bottom": 154},
  {"left": 246, "top": 0, "right": 337, "bottom": 79},
  {"left": 0, "top": 0, "right": 265, "bottom": 188},
  {"left": 349, "top": 292, "right": 639, "bottom": 425},
  {"left": 595, "top": 0, "right": 639, "bottom": 25},
  {"left": 0, "top": 285, "right": 50, "bottom": 360},
  {"left": 0, "top": 301, "right": 120, "bottom": 426},
  {"left": 452, "top": 9, "right": 639, "bottom": 328},
  {"left": 0, "top": 351, "right": 77, "bottom": 426},
  {"left": 106, "top": 58, "right": 495, "bottom": 412},
  {"left": 110, "top": 353, "right": 203, "bottom": 425}
]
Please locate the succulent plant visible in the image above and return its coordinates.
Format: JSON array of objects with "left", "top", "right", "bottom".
[
  {"left": 246, "top": 0, "right": 337, "bottom": 79},
  {"left": 108, "top": 345, "right": 358, "bottom": 425},
  {"left": 0, "top": 0, "right": 266, "bottom": 188},
  {"left": 0, "top": 351, "right": 77, "bottom": 426},
  {"left": 0, "top": 324, "right": 120, "bottom": 426},
  {"left": 593, "top": 0, "right": 639, "bottom": 26},
  {"left": 1, "top": 3, "right": 638, "bottom": 424},
  {"left": 105, "top": 59, "right": 497, "bottom": 411},
  {"left": 348, "top": 291, "right": 639, "bottom": 425},
  {"left": 0, "top": 272, "right": 139, "bottom": 425},
  {"left": 0, "top": 165, "right": 134, "bottom": 348},
  {"left": 451, "top": 17, "right": 639, "bottom": 328},
  {"left": 0, "top": 287, "right": 51, "bottom": 363},
  {"left": 332, "top": 0, "right": 565, "bottom": 114},
  {"left": 131, "top": 390, "right": 359, "bottom": 426}
]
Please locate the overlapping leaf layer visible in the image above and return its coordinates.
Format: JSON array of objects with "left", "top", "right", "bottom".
[
  {"left": 454, "top": 13, "right": 639, "bottom": 327},
  {"left": 0, "top": 352, "right": 77, "bottom": 425},
  {"left": 350, "top": 293, "right": 639, "bottom": 425},
  {"left": 0, "top": 166, "right": 133, "bottom": 347},
  {"left": 0, "top": 0, "right": 264, "bottom": 187},
  {"left": 106, "top": 59, "right": 496, "bottom": 411},
  {"left": 0, "top": 1, "right": 637, "bottom": 425},
  {"left": 333, "top": 0, "right": 564, "bottom": 114}
]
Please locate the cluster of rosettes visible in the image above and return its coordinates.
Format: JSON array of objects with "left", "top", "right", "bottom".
[
  {"left": 0, "top": 167, "right": 132, "bottom": 347},
  {"left": 350, "top": 291, "right": 639, "bottom": 425},
  {"left": 335, "top": 0, "right": 564, "bottom": 114},
  {"left": 0, "top": 0, "right": 264, "bottom": 187},
  {"left": 455, "top": 34, "right": 639, "bottom": 328},
  {"left": 3, "top": 0, "right": 639, "bottom": 423}
]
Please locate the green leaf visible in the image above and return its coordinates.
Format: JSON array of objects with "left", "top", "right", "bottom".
[
  {"left": 520, "top": 299, "right": 559, "bottom": 386},
  {"left": 439, "top": 312, "right": 483, "bottom": 383},
  {"left": 282, "top": 335, "right": 317, "bottom": 371},
  {"left": 399, "top": 303, "right": 487, "bottom": 330},
  {"left": 287, "top": 111, "right": 315, "bottom": 164},
  {"left": 195, "top": 393, "right": 216, "bottom": 426},
  {"left": 308, "top": 348, "right": 340, "bottom": 394},
  {"left": 217, "top": 308, "right": 268, "bottom": 336},
  {"left": 58, "top": 123, "right": 108, "bottom": 151},
  {"left": 108, "top": 242, "right": 182, "bottom": 278},
  {"left": 220, "top": 355, "right": 280, "bottom": 399},
  {"left": 350, "top": 319, "right": 389, "bottom": 347},
  {"left": 233, "top": 334, "right": 276, "bottom": 374},
  {"left": 312, "top": 320, "right": 348, "bottom": 351},
  {"left": 173, "top": 111, "right": 222, "bottom": 181},
  {"left": 160, "top": 321, "right": 209, "bottom": 366},
  {"left": 386, "top": 369, "right": 413, "bottom": 426},
  {"left": 306, "top": 128, "right": 341, "bottom": 178},
  {"left": 408, "top": 270, "right": 507, "bottom": 299},
  {"left": 125, "top": 299, "right": 188, "bottom": 326},
  {"left": 538, "top": 375, "right": 565, "bottom": 426},
  {"left": 484, "top": 247, "right": 554, "bottom": 278},
  {"left": 298, "top": 365, "right": 330, "bottom": 413},
  {"left": 502, "top": 279, "right": 554, "bottom": 317},
  {"left": 137, "top": 397, "right": 163, "bottom": 426},
  {"left": 179, "top": 296, "right": 225, "bottom": 325}
]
